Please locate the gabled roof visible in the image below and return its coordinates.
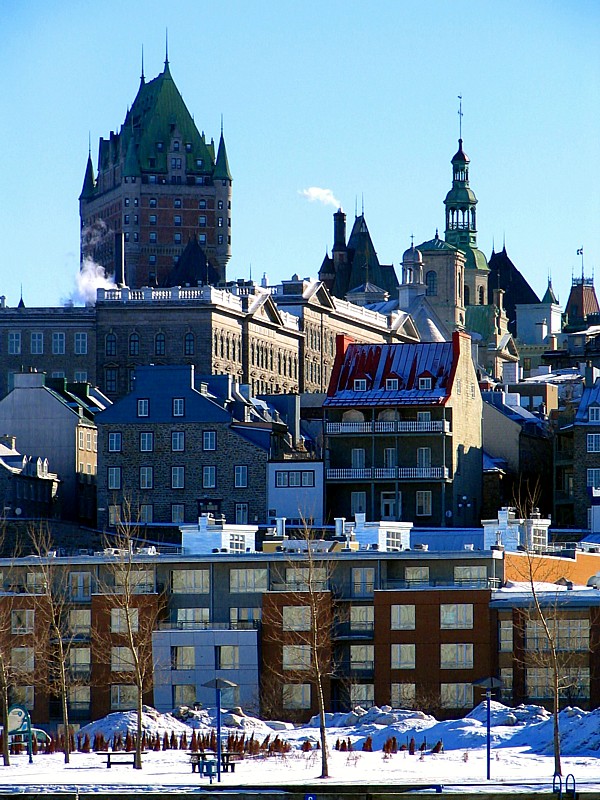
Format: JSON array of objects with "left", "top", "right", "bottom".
[
  {"left": 575, "top": 379, "right": 600, "bottom": 424},
  {"left": 324, "top": 340, "right": 456, "bottom": 407}
]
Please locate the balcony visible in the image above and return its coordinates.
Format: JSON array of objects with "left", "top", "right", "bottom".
[
  {"left": 326, "top": 421, "right": 450, "bottom": 434},
  {"left": 334, "top": 622, "right": 374, "bottom": 639},
  {"left": 327, "top": 466, "right": 449, "bottom": 480},
  {"left": 158, "top": 620, "right": 259, "bottom": 631},
  {"left": 269, "top": 580, "right": 330, "bottom": 592},
  {"left": 336, "top": 659, "right": 374, "bottom": 677},
  {"left": 382, "top": 577, "right": 501, "bottom": 590}
]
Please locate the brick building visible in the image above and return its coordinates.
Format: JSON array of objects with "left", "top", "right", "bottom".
[{"left": 80, "top": 59, "right": 231, "bottom": 289}]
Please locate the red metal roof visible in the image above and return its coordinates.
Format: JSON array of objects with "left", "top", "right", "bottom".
[{"left": 324, "top": 341, "right": 455, "bottom": 407}]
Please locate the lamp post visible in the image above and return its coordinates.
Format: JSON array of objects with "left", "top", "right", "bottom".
[
  {"left": 203, "top": 678, "right": 238, "bottom": 783},
  {"left": 472, "top": 677, "right": 502, "bottom": 780}
]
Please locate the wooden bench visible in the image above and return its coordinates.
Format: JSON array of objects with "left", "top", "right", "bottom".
[{"left": 97, "top": 750, "right": 147, "bottom": 768}]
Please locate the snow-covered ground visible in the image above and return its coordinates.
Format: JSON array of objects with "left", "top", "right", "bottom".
[{"left": 1, "top": 702, "right": 600, "bottom": 793}]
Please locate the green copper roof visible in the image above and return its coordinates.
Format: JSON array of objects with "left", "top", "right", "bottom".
[
  {"left": 465, "top": 304, "right": 496, "bottom": 339},
  {"left": 416, "top": 233, "right": 458, "bottom": 252},
  {"left": 444, "top": 185, "right": 477, "bottom": 205},
  {"left": 214, "top": 132, "right": 232, "bottom": 181},
  {"left": 542, "top": 280, "right": 559, "bottom": 305},
  {"left": 121, "top": 65, "right": 216, "bottom": 175},
  {"left": 123, "top": 133, "right": 141, "bottom": 177},
  {"left": 79, "top": 153, "right": 95, "bottom": 200}
]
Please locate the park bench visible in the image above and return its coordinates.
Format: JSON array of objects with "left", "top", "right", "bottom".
[{"left": 189, "top": 750, "right": 243, "bottom": 776}]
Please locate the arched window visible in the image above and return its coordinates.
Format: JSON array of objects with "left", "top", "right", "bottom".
[
  {"left": 184, "top": 332, "right": 195, "bottom": 356},
  {"left": 105, "top": 333, "right": 117, "bottom": 357},
  {"left": 129, "top": 333, "right": 139, "bottom": 356},
  {"left": 155, "top": 332, "right": 165, "bottom": 356},
  {"left": 478, "top": 286, "right": 485, "bottom": 305},
  {"left": 425, "top": 271, "right": 437, "bottom": 296}
]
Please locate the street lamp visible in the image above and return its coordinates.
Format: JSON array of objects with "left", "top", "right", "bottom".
[
  {"left": 202, "top": 678, "right": 238, "bottom": 783},
  {"left": 472, "top": 676, "right": 502, "bottom": 780}
]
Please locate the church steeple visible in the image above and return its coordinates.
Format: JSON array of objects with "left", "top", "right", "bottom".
[{"left": 444, "top": 138, "right": 477, "bottom": 249}]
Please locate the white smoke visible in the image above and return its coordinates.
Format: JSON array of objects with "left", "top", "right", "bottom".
[
  {"left": 299, "top": 187, "right": 341, "bottom": 208},
  {"left": 66, "top": 257, "right": 117, "bottom": 306}
]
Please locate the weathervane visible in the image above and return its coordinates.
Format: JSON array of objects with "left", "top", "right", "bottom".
[{"left": 458, "top": 95, "right": 463, "bottom": 139}]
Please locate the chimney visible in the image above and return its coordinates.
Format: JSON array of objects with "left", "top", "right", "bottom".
[
  {"left": 535, "top": 319, "right": 548, "bottom": 344},
  {"left": 334, "top": 517, "right": 346, "bottom": 537},
  {"left": 493, "top": 287, "right": 505, "bottom": 311},
  {"left": 275, "top": 517, "right": 286, "bottom": 538},
  {"left": 332, "top": 208, "right": 346, "bottom": 253}
]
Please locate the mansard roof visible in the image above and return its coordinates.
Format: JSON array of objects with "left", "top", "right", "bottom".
[
  {"left": 324, "top": 340, "right": 457, "bottom": 407},
  {"left": 332, "top": 215, "right": 399, "bottom": 299},
  {"left": 488, "top": 246, "right": 540, "bottom": 333}
]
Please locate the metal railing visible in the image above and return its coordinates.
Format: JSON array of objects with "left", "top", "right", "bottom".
[
  {"left": 327, "top": 466, "right": 449, "bottom": 480},
  {"left": 326, "top": 421, "right": 450, "bottom": 434}
]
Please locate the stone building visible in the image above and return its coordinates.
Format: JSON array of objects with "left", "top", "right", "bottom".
[
  {"left": 80, "top": 58, "right": 232, "bottom": 289},
  {"left": 95, "top": 364, "right": 293, "bottom": 528},
  {"left": 572, "top": 375, "right": 600, "bottom": 529}
]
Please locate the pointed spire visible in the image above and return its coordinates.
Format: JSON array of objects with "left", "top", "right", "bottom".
[
  {"left": 214, "top": 127, "right": 232, "bottom": 180},
  {"left": 165, "top": 29, "right": 169, "bottom": 67},
  {"left": 140, "top": 45, "right": 145, "bottom": 84},
  {"left": 18, "top": 285, "right": 24, "bottom": 309},
  {"left": 80, "top": 150, "right": 96, "bottom": 200}
]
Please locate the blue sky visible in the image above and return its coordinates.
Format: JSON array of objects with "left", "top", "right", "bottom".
[{"left": 1, "top": 0, "right": 598, "bottom": 309}]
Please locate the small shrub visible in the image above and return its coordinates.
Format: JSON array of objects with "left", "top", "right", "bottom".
[{"left": 362, "top": 736, "right": 373, "bottom": 752}]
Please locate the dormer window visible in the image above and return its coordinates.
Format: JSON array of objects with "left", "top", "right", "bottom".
[
  {"left": 173, "top": 140, "right": 180, "bottom": 152},
  {"left": 196, "top": 158, "right": 204, "bottom": 168},
  {"left": 354, "top": 379, "right": 367, "bottom": 391},
  {"left": 156, "top": 142, "right": 164, "bottom": 152},
  {"left": 418, "top": 377, "right": 432, "bottom": 390},
  {"left": 185, "top": 142, "right": 192, "bottom": 152},
  {"left": 386, "top": 378, "right": 399, "bottom": 391},
  {"left": 590, "top": 407, "right": 600, "bottom": 423}
]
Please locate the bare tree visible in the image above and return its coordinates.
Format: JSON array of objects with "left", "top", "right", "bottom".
[
  {"left": 96, "top": 504, "right": 164, "bottom": 769},
  {"left": 262, "top": 528, "right": 333, "bottom": 778}
]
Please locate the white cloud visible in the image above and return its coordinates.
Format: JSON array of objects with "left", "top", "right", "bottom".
[{"left": 299, "top": 187, "right": 341, "bottom": 209}]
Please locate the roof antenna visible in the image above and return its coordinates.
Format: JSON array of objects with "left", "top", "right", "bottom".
[
  {"left": 458, "top": 94, "right": 463, "bottom": 140},
  {"left": 141, "top": 45, "right": 145, "bottom": 82},
  {"left": 88, "top": 131, "right": 91, "bottom": 157},
  {"left": 220, "top": 113, "right": 224, "bottom": 136},
  {"left": 165, "top": 29, "right": 169, "bottom": 67},
  {"left": 361, "top": 193, "right": 364, "bottom": 217},
  {"left": 354, "top": 196, "right": 358, "bottom": 218}
]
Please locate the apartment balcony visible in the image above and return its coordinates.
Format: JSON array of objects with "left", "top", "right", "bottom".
[
  {"left": 382, "top": 577, "right": 501, "bottom": 590},
  {"left": 327, "top": 466, "right": 449, "bottom": 480},
  {"left": 333, "top": 622, "right": 374, "bottom": 639},
  {"left": 326, "top": 421, "right": 451, "bottom": 434},
  {"left": 336, "top": 659, "right": 375, "bottom": 677},
  {"left": 158, "top": 620, "right": 259, "bottom": 631}
]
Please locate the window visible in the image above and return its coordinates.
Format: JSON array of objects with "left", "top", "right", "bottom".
[
  {"left": 386, "top": 378, "right": 399, "bottom": 390},
  {"left": 173, "top": 397, "right": 185, "bottom": 416},
  {"left": 52, "top": 332, "right": 65, "bottom": 354},
  {"left": 526, "top": 618, "right": 589, "bottom": 651},
  {"left": 440, "top": 643, "right": 473, "bottom": 669},
  {"left": 129, "top": 333, "right": 139, "bottom": 356},
  {"left": 171, "top": 431, "right": 185, "bottom": 451},
  {"left": 111, "top": 608, "right": 139, "bottom": 634},
  {"left": 202, "top": 466, "right": 216, "bottom": 488},
  {"left": 198, "top": 215, "right": 207, "bottom": 227},
  {"left": 174, "top": 215, "right": 182, "bottom": 226},
  {"left": 149, "top": 197, "right": 157, "bottom": 208},
  {"left": 11, "top": 647, "right": 34, "bottom": 672},
  {"left": 171, "top": 503, "right": 185, "bottom": 524},
  {"left": 139, "top": 466, "right": 153, "bottom": 489},
  {"left": 454, "top": 565, "right": 487, "bottom": 585},
  {"left": 218, "top": 217, "right": 224, "bottom": 227},
  {"left": 140, "top": 504, "right": 153, "bottom": 523},
  {"left": 283, "top": 606, "right": 311, "bottom": 631},
  {"left": 75, "top": 370, "right": 87, "bottom": 382},
  {"left": 350, "top": 684, "right": 374, "bottom": 707},
  {"left": 30, "top": 332, "right": 43, "bottom": 354},
  {"left": 285, "top": 567, "right": 327, "bottom": 591},
  {"left": 105, "top": 333, "right": 117, "bottom": 357},
  {"left": 589, "top": 407, "right": 600, "bottom": 422},
  {"left": 283, "top": 684, "right": 311, "bottom": 709},
  {"left": 172, "top": 569, "right": 210, "bottom": 594},
  {"left": 105, "top": 368, "right": 118, "bottom": 394},
  {"left": 111, "top": 684, "right": 138, "bottom": 710},
  {"left": 171, "top": 157, "right": 182, "bottom": 169},
  {"left": 107, "top": 467, "right": 121, "bottom": 490},
  {"left": 111, "top": 646, "right": 135, "bottom": 672},
  {"left": 351, "top": 448, "right": 365, "bottom": 469},
  {"left": 354, "top": 378, "right": 367, "bottom": 391},
  {"left": 149, "top": 232, "right": 157, "bottom": 243},
  {"left": 417, "top": 447, "right": 431, "bottom": 469},
  {"left": 418, "top": 376, "right": 432, "bottom": 390},
  {"left": 184, "top": 332, "right": 194, "bottom": 356},
  {"left": 108, "top": 505, "right": 121, "bottom": 526},
  {"left": 174, "top": 232, "right": 182, "bottom": 243},
  {"left": 283, "top": 644, "right": 311, "bottom": 670},
  {"left": 352, "top": 567, "right": 375, "bottom": 597},
  {"left": 11, "top": 609, "right": 34, "bottom": 634},
  {"left": 218, "top": 235, "right": 224, "bottom": 245},
  {"left": 172, "top": 646, "right": 195, "bottom": 670},
  {"left": 235, "top": 503, "right": 248, "bottom": 524},
  {"left": 440, "top": 604, "right": 473, "bottom": 629},
  {"left": 108, "top": 432, "right": 122, "bottom": 452},
  {"left": 425, "top": 270, "right": 437, "bottom": 296},
  {"left": 391, "top": 643, "right": 415, "bottom": 670},
  {"left": 441, "top": 683, "right": 473, "bottom": 708},
  {"left": 416, "top": 490, "right": 432, "bottom": 516},
  {"left": 139, "top": 432, "right": 154, "bottom": 452},
  {"left": 216, "top": 645, "right": 239, "bottom": 670},
  {"left": 350, "top": 606, "right": 374, "bottom": 631},
  {"left": 229, "top": 568, "right": 267, "bottom": 593},
  {"left": 74, "top": 332, "right": 87, "bottom": 355},
  {"left": 198, "top": 233, "right": 206, "bottom": 244},
  {"left": 69, "top": 648, "right": 91, "bottom": 676},
  {"left": 499, "top": 620, "right": 513, "bottom": 652},
  {"left": 155, "top": 333, "right": 165, "bottom": 355},
  {"left": 391, "top": 683, "right": 416, "bottom": 708},
  {"left": 234, "top": 465, "right": 248, "bottom": 488},
  {"left": 230, "top": 607, "right": 261, "bottom": 627},
  {"left": 350, "top": 644, "right": 374, "bottom": 670},
  {"left": 8, "top": 332, "right": 21, "bottom": 355},
  {"left": 69, "top": 572, "right": 91, "bottom": 601},
  {"left": 173, "top": 685, "right": 196, "bottom": 707},
  {"left": 177, "top": 608, "right": 210, "bottom": 627},
  {"left": 149, "top": 214, "right": 157, "bottom": 225},
  {"left": 10, "top": 685, "right": 34, "bottom": 711},
  {"left": 137, "top": 399, "right": 149, "bottom": 417},
  {"left": 69, "top": 608, "right": 91, "bottom": 635},
  {"left": 391, "top": 604, "right": 415, "bottom": 630},
  {"left": 171, "top": 466, "right": 185, "bottom": 489},
  {"left": 588, "top": 434, "right": 600, "bottom": 453},
  {"left": 203, "top": 430, "right": 216, "bottom": 450},
  {"left": 69, "top": 685, "right": 90, "bottom": 710},
  {"left": 405, "top": 566, "right": 429, "bottom": 585},
  {"left": 351, "top": 491, "right": 366, "bottom": 515}
]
